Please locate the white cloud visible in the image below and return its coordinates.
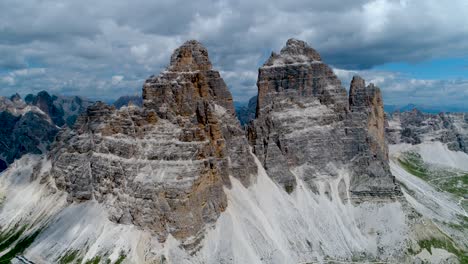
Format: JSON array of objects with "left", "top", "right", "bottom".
[
  {"left": 111, "top": 75, "right": 124, "bottom": 85},
  {"left": 1, "top": 76, "right": 15, "bottom": 85},
  {"left": 130, "top": 44, "right": 149, "bottom": 61},
  {"left": 11, "top": 68, "right": 46, "bottom": 76}
]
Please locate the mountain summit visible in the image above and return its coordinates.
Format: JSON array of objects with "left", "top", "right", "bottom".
[
  {"left": 264, "top": 38, "right": 322, "bottom": 66},
  {"left": 168, "top": 40, "right": 213, "bottom": 72}
]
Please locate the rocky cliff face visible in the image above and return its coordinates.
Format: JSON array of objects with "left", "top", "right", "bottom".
[
  {"left": 347, "top": 76, "right": 398, "bottom": 196},
  {"left": 386, "top": 109, "right": 468, "bottom": 153},
  {"left": 49, "top": 40, "right": 257, "bottom": 246},
  {"left": 248, "top": 39, "right": 399, "bottom": 198}
]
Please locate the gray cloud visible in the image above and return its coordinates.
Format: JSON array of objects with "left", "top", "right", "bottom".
[{"left": 0, "top": 0, "right": 467, "bottom": 105}]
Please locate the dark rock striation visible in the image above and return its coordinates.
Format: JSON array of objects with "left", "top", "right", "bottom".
[
  {"left": 248, "top": 39, "right": 399, "bottom": 197},
  {"left": 49, "top": 40, "right": 257, "bottom": 247}
]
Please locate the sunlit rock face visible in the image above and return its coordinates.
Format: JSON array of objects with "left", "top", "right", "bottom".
[
  {"left": 49, "top": 40, "right": 257, "bottom": 246},
  {"left": 347, "top": 76, "right": 399, "bottom": 197},
  {"left": 248, "top": 39, "right": 399, "bottom": 198}
]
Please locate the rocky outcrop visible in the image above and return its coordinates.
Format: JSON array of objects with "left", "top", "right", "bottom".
[
  {"left": 347, "top": 76, "right": 397, "bottom": 197},
  {"left": 248, "top": 39, "right": 399, "bottom": 198},
  {"left": 142, "top": 40, "right": 256, "bottom": 186},
  {"left": 349, "top": 76, "right": 387, "bottom": 160},
  {"left": 143, "top": 40, "right": 234, "bottom": 116},
  {"left": 49, "top": 40, "right": 257, "bottom": 246},
  {"left": 386, "top": 109, "right": 468, "bottom": 153}
]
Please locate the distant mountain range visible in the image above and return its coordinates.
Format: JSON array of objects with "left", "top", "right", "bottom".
[
  {"left": 234, "top": 96, "right": 257, "bottom": 126},
  {"left": 113, "top": 95, "right": 143, "bottom": 109},
  {"left": 0, "top": 91, "right": 93, "bottom": 172},
  {"left": 384, "top": 103, "right": 468, "bottom": 114}
]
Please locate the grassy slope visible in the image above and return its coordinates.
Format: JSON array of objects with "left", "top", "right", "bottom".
[
  {"left": 398, "top": 152, "right": 467, "bottom": 210},
  {"left": 397, "top": 151, "right": 468, "bottom": 262}
]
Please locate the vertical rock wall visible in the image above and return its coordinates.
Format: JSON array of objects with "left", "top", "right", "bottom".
[{"left": 248, "top": 39, "right": 399, "bottom": 197}]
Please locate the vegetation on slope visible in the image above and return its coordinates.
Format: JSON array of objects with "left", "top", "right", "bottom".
[
  {"left": 0, "top": 228, "right": 42, "bottom": 263},
  {"left": 398, "top": 151, "right": 468, "bottom": 210}
]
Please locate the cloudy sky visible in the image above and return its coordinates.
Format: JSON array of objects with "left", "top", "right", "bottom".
[{"left": 1, "top": 0, "right": 467, "bottom": 110}]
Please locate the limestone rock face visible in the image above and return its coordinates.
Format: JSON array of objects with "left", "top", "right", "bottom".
[
  {"left": 49, "top": 40, "right": 257, "bottom": 246},
  {"left": 248, "top": 39, "right": 399, "bottom": 197},
  {"left": 347, "top": 76, "right": 397, "bottom": 196},
  {"left": 263, "top": 38, "right": 322, "bottom": 67},
  {"left": 387, "top": 110, "right": 468, "bottom": 153},
  {"left": 168, "top": 40, "right": 213, "bottom": 72},
  {"left": 143, "top": 40, "right": 234, "bottom": 117},
  {"left": 256, "top": 39, "right": 348, "bottom": 118}
]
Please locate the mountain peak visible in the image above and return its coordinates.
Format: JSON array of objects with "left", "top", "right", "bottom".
[
  {"left": 9, "top": 93, "right": 21, "bottom": 102},
  {"left": 264, "top": 38, "right": 321, "bottom": 66},
  {"left": 349, "top": 75, "right": 383, "bottom": 113},
  {"left": 350, "top": 75, "right": 366, "bottom": 90},
  {"left": 168, "top": 40, "right": 212, "bottom": 72}
]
